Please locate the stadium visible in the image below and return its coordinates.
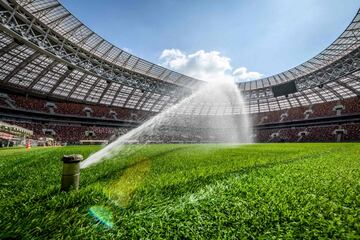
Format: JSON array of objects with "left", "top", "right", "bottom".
[{"left": 0, "top": 0, "right": 359, "bottom": 239}]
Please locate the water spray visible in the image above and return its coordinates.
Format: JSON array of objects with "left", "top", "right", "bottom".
[
  {"left": 81, "top": 80, "right": 253, "bottom": 168},
  {"left": 61, "top": 154, "right": 83, "bottom": 192}
]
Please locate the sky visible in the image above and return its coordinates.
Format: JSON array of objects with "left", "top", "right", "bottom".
[{"left": 60, "top": 0, "right": 359, "bottom": 82}]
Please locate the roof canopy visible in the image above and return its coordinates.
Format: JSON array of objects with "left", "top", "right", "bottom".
[{"left": 0, "top": 0, "right": 359, "bottom": 114}]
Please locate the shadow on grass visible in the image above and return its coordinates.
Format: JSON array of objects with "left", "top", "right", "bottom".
[
  {"left": 141, "top": 149, "right": 337, "bottom": 200},
  {"left": 82, "top": 144, "right": 195, "bottom": 186}
]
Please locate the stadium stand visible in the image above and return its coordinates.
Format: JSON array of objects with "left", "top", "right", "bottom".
[
  {"left": 3, "top": 119, "right": 128, "bottom": 145},
  {"left": 0, "top": 91, "right": 359, "bottom": 144},
  {"left": 0, "top": 1, "right": 359, "bottom": 145},
  {"left": 0, "top": 92, "right": 154, "bottom": 122},
  {"left": 255, "top": 123, "right": 360, "bottom": 143},
  {"left": 251, "top": 96, "right": 360, "bottom": 124}
]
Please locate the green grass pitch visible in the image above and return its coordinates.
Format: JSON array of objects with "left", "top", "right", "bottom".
[{"left": 0, "top": 143, "right": 359, "bottom": 239}]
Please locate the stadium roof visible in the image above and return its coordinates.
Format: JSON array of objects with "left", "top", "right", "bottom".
[
  {"left": 239, "top": 11, "right": 360, "bottom": 91},
  {"left": 239, "top": 8, "right": 360, "bottom": 113},
  {"left": 0, "top": 0, "right": 359, "bottom": 114}
]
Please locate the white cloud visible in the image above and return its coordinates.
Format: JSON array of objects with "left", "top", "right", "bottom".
[
  {"left": 233, "top": 67, "right": 264, "bottom": 82},
  {"left": 123, "top": 47, "right": 133, "bottom": 53},
  {"left": 159, "top": 48, "right": 263, "bottom": 83}
]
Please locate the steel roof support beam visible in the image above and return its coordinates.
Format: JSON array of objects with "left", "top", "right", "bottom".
[
  {"left": 100, "top": 45, "right": 114, "bottom": 59},
  {"left": 144, "top": 64, "right": 154, "bottom": 75},
  {"left": 63, "top": 23, "right": 83, "bottom": 37},
  {"left": 261, "top": 96, "right": 270, "bottom": 113},
  {"left": 122, "top": 88, "right": 137, "bottom": 107},
  {"left": 277, "top": 73, "right": 288, "bottom": 85},
  {"left": 21, "top": 1, "right": 37, "bottom": 7},
  {"left": 48, "top": 67, "right": 74, "bottom": 94},
  {"left": 149, "top": 94, "right": 163, "bottom": 112},
  {"left": 76, "top": 32, "right": 94, "bottom": 47},
  {"left": 121, "top": 54, "right": 133, "bottom": 68},
  {"left": 139, "top": 92, "right": 157, "bottom": 110},
  {"left": 157, "top": 68, "right": 168, "bottom": 79},
  {"left": 130, "top": 58, "right": 140, "bottom": 71},
  {"left": 27, "top": 60, "right": 57, "bottom": 90},
  {"left": 275, "top": 98, "right": 282, "bottom": 110},
  {"left": 291, "top": 94, "right": 302, "bottom": 107},
  {"left": 47, "top": 13, "right": 71, "bottom": 27},
  {"left": 294, "top": 67, "right": 309, "bottom": 75},
  {"left": 110, "top": 85, "right": 124, "bottom": 106},
  {"left": 159, "top": 97, "right": 175, "bottom": 112},
  {"left": 5, "top": 3, "right": 19, "bottom": 25},
  {"left": 134, "top": 91, "right": 149, "bottom": 109},
  {"left": 0, "top": 7, "right": 195, "bottom": 94},
  {"left": 83, "top": 78, "right": 102, "bottom": 101},
  {"left": 323, "top": 84, "right": 343, "bottom": 100},
  {"left": 3, "top": 51, "right": 41, "bottom": 83},
  {"left": 336, "top": 77, "right": 360, "bottom": 96},
  {"left": 32, "top": 2, "right": 60, "bottom": 15},
  {"left": 306, "top": 60, "right": 324, "bottom": 69},
  {"left": 110, "top": 49, "right": 124, "bottom": 64},
  {"left": 66, "top": 73, "right": 88, "bottom": 99},
  {"left": 88, "top": 39, "right": 104, "bottom": 54},
  {"left": 348, "top": 73, "right": 360, "bottom": 82},
  {"left": 152, "top": 93, "right": 164, "bottom": 107},
  {"left": 174, "top": 74, "right": 184, "bottom": 84},
  {"left": 297, "top": 64, "right": 313, "bottom": 72},
  {"left": 97, "top": 81, "right": 113, "bottom": 104},
  {"left": 161, "top": 71, "right": 173, "bottom": 81},
  {"left": 0, "top": 41, "right": 18, "bottom": 56},
  {"left": 286, "top": 97, "right": 293, "bottom": 108},
  {"left": 299, "top": 91, "right": 312, "bottom": 106},
  {"left": 310, "top": 88, "right": 327, "bottom": 102}
]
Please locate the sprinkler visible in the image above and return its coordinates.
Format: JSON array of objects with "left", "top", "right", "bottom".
[{"left": 61, "top": 154, "right": 83, "bottom": 192}]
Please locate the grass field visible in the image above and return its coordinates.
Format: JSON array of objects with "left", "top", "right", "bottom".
[{"left": 0, "top": 143, "right": 359, "bottom": 239}]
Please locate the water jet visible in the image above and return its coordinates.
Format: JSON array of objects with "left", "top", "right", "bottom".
[{"left": 81, "top": 80, "right": 252, "bottom": 169}]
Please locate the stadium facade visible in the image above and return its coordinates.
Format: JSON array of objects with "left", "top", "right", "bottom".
[{"left": 0, "top": 0, "right": 359, "bottom": 145}]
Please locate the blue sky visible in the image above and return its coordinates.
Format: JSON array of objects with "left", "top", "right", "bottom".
[{"left": 60, "top": 0, "right": 359, "bottom": 81}]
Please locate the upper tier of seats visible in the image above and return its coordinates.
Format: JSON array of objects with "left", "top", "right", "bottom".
[
  {"left": 252, "top": 97, "right": 360, "bottom": 125},
  {"left": 0, "top": 92, "right": 155, "bottom": 122},
  {"left": 1, "top": 92, "right": 359, "bottom": 125}
]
